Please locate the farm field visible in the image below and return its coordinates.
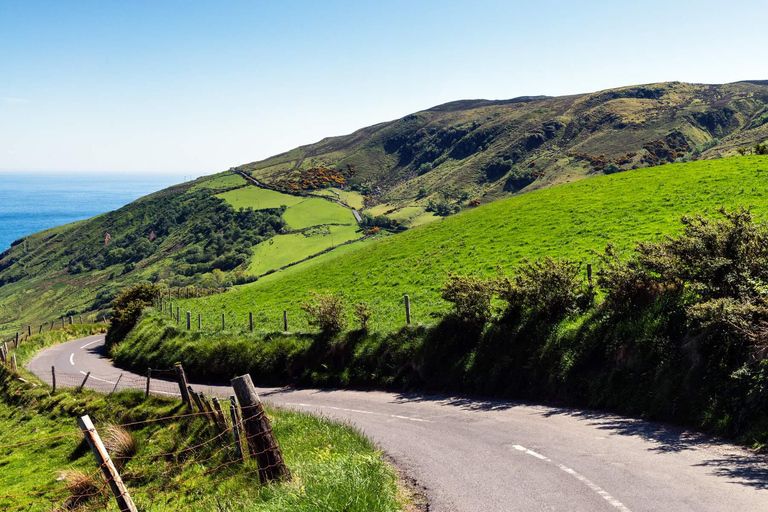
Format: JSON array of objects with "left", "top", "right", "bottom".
[
  {"left": 247, "top": 224, "right": 362, "bottom": 276},
  {"left": 216, "top": 185, "right": 305, "bottom": 210},
  {"left": 191, "top": 171, "right": 245, "bottom": 192},
  {"left": 178, "top": 156, "right": 768, "bottom": 331},
  {"left": 282, "top": 197, "right": 356, "bottom": 230}
]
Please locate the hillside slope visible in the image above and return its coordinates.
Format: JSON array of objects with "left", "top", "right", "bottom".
[
  {"left": 180, "top": 156, "right": 768, "bottom": 331},
  {"left": 239, "top": 81, "right": 768, "bottom": 212}
]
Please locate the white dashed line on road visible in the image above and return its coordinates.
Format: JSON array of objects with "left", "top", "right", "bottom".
[
  {"left": 80, "top": 339, "right": 102, "bottom": 349},
  {"left": 512, "top": 445, "right": 631, "bottom": 512},
  {"left": 285, "top": 402, "right": 432, "bottom": 423}
]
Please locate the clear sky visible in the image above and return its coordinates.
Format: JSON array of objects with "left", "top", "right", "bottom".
[{"left": 1, "top": 0, "right": 766, "bottom": 176}]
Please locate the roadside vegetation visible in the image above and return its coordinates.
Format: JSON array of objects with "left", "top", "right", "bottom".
[
  {"left": 114, "top": 206, "right": 768, "bottom": 449},
  {"left": 0, "top": 330, "right": 403, "bottom": 511}
]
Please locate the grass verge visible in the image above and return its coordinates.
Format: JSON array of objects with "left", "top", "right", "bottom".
[{"left": 1, "top": 331, "right": 404, "bottom": 511}]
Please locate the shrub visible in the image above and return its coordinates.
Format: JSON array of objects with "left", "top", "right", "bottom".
[
  {"left": 105, "top": 283, "right": 163, "bottom": 349},
  {"left": 62, "top": 470, "right": 103, "bottom": 510},
  {"left": 597, "top": 243, "right": 670, "bottom": 309},
  {"left": 301, "top": 292, "right": 346, "bottom": 333},
  {"left": 353, "top": 302, "right": 372, "bottom": 330},
  {"left": 500, "top": 257, "right": 592, "bottom": 319},
  {"left": 441, "top": 273, "right": 502, "bottom": 324},
  {"left": 417, "top": 187, "right": 428, "bottom": 199}
]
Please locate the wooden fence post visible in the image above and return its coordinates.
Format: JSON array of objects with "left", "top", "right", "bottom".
[
  {"left": 404, "top": 295, "right": 411, "bottom": 325},
  {"left": 145, "top": 368, "right": 152, "bottom": 398},
  {"left": 78, "top": 372, "right": 91, "bottom": 392},
  {"left": 212, "top": 396, "right": 227, "bottom": 429},
  {"left": 50, "top": 320, "right": 54, "bottom": 331},
  {"left": 231, "top": 374, "right": 291, "bottom": 483},
  {"left": 109, "top": 374, "right": 123, "bottom": 396},
  {"left": 174, "top": 363, "right": 191, "bottom": 407},
  {"left": 51, "top": 366, "right": 56, "bottom": 393},
  {"left": 176, "top": 307, "right": 180, "bottom": 325},
  {"left": 27, "top": 325, "right": 31, "bottom": 336},
  {"left": 221, "top": 313, "right": 225, "bottom": 330},
  {"left": 38, "top": 324, "right": 43, "bottom": 334},
  {"left": 229, "top": 396, "right": 243, "bottom": 460},
  {"left": 12, "top": 354, "right": 17, "bottom": 373},
  {"left": 249, "top": 312, "right": 253, "bottom": 332},
  {"left": 61, "top": 318, "right": 65, "bottom": 329},
  {"left": 14, "top": 333, "right": 19, "bottom": 348},
  {"left": 198, "top": 313, "right": 201, "bottom": 330},
  {"left": 69, "top": 316, "right": 73, "bottom": 325},
  {"left": 0, "top": 346, "right": 6, "bottom": 364},
  {"left": 283, "top": 310, "right": 288, "bottom": 332},
  {"left": 79, "top": 315, "right": 83, "bottom": 324},
  {"left": 186, "top": 311, "right": 191, "bottom": 330},
  {"left": 189, "top": 386, "right": 206, "bottom": 413},
  {"left": 587, "top": 263, "right": 593, "bottom": 286},
  {"left": 77, "top": 415, "right": 138, "bottom": 512}
]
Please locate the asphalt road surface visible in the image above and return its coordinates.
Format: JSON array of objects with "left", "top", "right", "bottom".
[{"left": 27, "top": 335, "right": 768, "bottom": 511}]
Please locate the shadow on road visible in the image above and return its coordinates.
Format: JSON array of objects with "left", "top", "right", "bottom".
[{"left": 694, "top": 454, "right": 768, "bottom": 490}]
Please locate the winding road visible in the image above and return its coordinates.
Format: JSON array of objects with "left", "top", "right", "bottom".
[{"left": 27, "top": 335, "right": 768, "bottom": 511}]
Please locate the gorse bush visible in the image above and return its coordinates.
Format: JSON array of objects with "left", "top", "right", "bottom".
[
  {"left": 500, "top": 257, "right": 593, "bottom": 319},
  {"left": 106, "top": 283, "right": 163, "bottom": 349},
  {"left": 301, "top": 292, "right": 347, "bottom": 333},
  {"left": 441, "top": 273, "right": 502, "bottom": 324}
]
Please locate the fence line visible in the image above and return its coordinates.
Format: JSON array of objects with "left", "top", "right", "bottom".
[{"left": 0, "top": 366, "right": 289, "bottom": 511}]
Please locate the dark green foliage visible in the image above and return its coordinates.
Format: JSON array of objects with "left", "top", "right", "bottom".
[
  {"left": 106, "top": 283, "right": 163, "bottom": 349},
  {"left": 441, "top": 273, "right": 501, "bottom": 324},
  {"left": 500, "top": 257, "right": 593, "bottom": 320},
  {"left": 503, "top": 167, "right": 534, "bottom": 191},
  {"left": 359, "top": 212, "right": 404, "bottom": 232},
  {"left": 301, "top": 291, "right": 347, "bottom": 334}
]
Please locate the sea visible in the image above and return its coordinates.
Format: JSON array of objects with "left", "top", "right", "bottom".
[{"left": 0, "top": 173, "right": 185, "bottom": 252}]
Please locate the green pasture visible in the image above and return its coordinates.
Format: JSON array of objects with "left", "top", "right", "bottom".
[{"left": 177, "top": 156, "right": 768, "bottom": 331}]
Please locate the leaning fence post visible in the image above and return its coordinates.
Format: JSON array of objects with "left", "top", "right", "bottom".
[
  {"left": 78, "top": 372, "right": 91, "bottom": 392},
  {"left": 212, "top": 396, "right": 227, "bottom": 429},
  {"left": 145, "top": 368, "right": 152, "bottom": 398},
  {"left": 52, "top": 366, "right": 56, "bottom": 393},
  {"left": 109, "top": 374, "right": 123, "bottom": 396},
  {"left": 38, "top": 324, "right": 43, "bottom": 334},
  {"left": 50, "top": 321, "right": 54, "bottom": 331},
  {"left": 231, "top": 374, "right": 291, "bottom": 483},
  {"left": 189, "top": 386, "right": 206, "bottom": 413},
  {"left": 404, "top": 295, "right": 411, "bottom": 325},
  {"left": 229, "top": 396, "right": 244, "bottom": 460},
  {"left": 174, "top": 363, "right": 191, "bottom": 407},
  {"left": 77, "top": 415, "right": 138, "bottom": 512},
  {"left": 0, "top": 346, "right": 6, "bottom": 364}
]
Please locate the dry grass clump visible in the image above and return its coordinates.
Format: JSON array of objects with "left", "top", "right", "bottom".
[
  {"left": 60, "top": 470, "right": 103, "bottom": 510},
  {"left": 102, "top": 425, "right": 137, "bottom": 467}
]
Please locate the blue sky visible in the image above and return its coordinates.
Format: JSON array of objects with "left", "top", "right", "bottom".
[{"left": 1, "top": 0, "right": 766, "bottom": 175}]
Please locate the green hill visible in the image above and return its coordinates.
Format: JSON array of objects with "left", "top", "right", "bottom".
[
  {"left": 238, "top": 81, "right": 768, "bottom": 218},
  {"left": 179, "top": 155, "right": 768, "bottom": 331}
]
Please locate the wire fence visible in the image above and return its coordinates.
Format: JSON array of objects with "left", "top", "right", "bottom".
[{"left": 0, "top": 371, "right": 288, "bottom": 511}]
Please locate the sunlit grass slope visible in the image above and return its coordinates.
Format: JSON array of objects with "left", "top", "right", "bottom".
[{"left": 180, "top": 156, "right": 768, "bottom": 331}]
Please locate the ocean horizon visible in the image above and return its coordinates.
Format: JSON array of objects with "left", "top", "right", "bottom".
[{"left": 0, "top": 172, "right": 186, "bottom": 252}]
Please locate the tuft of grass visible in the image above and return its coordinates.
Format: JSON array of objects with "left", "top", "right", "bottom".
[
  {"left": 102, "top": 425, "right": 137, "bottom": 467},
  {"left": 61, "top": 470, "right": 104, "bottom": 510}
]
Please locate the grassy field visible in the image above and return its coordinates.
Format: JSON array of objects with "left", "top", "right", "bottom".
[
  {"left": 190, "top": 171, "right": 246, "bottom": 191},
  {"left": 217, "top": 186, "right": 305, "bottom": 210},
  {"left": 0, "top": 331, "right": 403, "bottom": 511},
  {"left": 313, "top": 188, "right": 365, "bottom": 209},
  {"left": 282, "top": 197, "right": 356, "bottom": 230},
  {"left": 176, "top": 156, "right": 768, "bottom": 331},
  {"left": 247, "top": 224, "right": 362, "bottom": 275}
]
